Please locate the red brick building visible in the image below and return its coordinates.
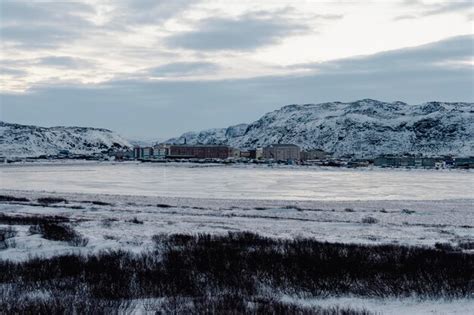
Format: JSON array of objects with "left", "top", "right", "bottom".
[{"left": 168, "top": 145, "right": 238, "bottom": 159}]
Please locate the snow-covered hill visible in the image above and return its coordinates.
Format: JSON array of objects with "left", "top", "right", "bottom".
[
  {"left": 167, "top": 124, "right": 249, "bottom": 145},
  {"left": 166, "top": 99, "right": 473, "bottom": 157},
  {"left": 0, "top": 122, "right": 131, "bottom": 158}
]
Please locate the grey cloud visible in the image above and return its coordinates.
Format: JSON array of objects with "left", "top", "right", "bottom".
[
  {"left": 165, "top": 13, "right": 310, "bottom": 51},
  {"left": 422, "top": 0, "right": 472, "bottom": 16},
  {"left": 0, "top": 67, "right": 27, "bottom": 76},
  {"left": 110, "top": 0, "right": 196, "bottom": 26},
  {"left": 1, "top": 1, "right": 94, "bottom": 48},
  {"left": 0, "top": 0, "right": 192, "bottom": 50},
  {"left": 395, "top": 0, "right": 473, "bottom": 20},
  {"left": 313, "top": 14, "right": 343, "bottom": 20},
  {"left": 35, "top": 56, "right": 94, "bottom": 68},
  {"left": 294, "top": 35, "right": 474, "bottom": 74},
  {"left": 244, "top": 7, "right": 342, "bottom": 21},
  {"left": 147, "top": 62, "right": 219, "bottom": 77},
  {"left": 0, "top": 1, "right": 94, "bottom": 23},
  {"left": 0, "top": 56, "right": 93, "bottom": 70},
  {"left": 2, "top": 35, "right": 472, "bottom": 139},
  {"left": 1, "top": 25, "right": 81, "bottom": 48},
  {"left": 393, "top": 14, "right": 417, "bottom": 21}
]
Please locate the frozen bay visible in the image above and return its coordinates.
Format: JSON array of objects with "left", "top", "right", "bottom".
[{"left": 1, "top": 162, "right": 473, "bottom": 201}]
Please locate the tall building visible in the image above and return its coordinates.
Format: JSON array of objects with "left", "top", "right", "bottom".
[{"left": 263, "top": 144, "right": 301, "bottom": 161}]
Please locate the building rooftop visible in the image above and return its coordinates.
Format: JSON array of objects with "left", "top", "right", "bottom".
[
  {"left": 170, "top": 144, "right": 231, "bottom": 148},
  {"left": 266, "top": 144, "right": 300, "bottom": 148}
]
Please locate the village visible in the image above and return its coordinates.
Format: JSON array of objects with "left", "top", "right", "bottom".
[
  {"left": 6, "top": 141, "right": 472, "bottom": 169},
  {"left": 110, "top": 143, "right": 474, "bottom": 169}
]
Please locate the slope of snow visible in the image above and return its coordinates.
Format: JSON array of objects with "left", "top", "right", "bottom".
[
  {"left": 166, "top": 123, "right": 248, "bottom": 145},
  {"left": 0, "top": 122, "right": 131, "bottom": 158},
  {"left": 166, "top": 99, "right": 474, "bottom": 157}
]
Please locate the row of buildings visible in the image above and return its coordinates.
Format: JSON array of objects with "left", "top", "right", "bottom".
[
  {"left": 123, "top": 145, "right": 241, "bottom": 160},
  {"left": 373, "top": 155, "right": 474, "bottom": 169},
  {"left": 117, "top": 144, "right": 304, "bottom": 162},
  {"left": 115, "top": 144, "right": 474, "bottom": 169}
]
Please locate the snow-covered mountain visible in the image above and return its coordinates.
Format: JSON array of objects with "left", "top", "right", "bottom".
[
  {"left": 0, "top": 122, "right": 131, "bottom": 158},
  {"left": 167, "top": 124, "right": 249, "bottom": 145},
  {"left": 166, "top": 99, "right": 473, "bottom": 157}
]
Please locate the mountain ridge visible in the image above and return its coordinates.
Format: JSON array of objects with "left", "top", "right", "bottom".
[
  {"left": 166, "top": 99, "right": 473, "bottom": 157},
  {"left": 0, "top": 121, "right": 131, "bottom": 158}
]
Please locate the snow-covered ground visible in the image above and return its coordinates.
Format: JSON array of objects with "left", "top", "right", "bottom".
[
  {"left": 124, "top": 296, "right": 474, "bottom": 314},
  {"left": 1, "top": 163, "right": 472, "bottom": 261},
  {"left": 280, "top": 296, "right": 474, "bottom": 315},
  {"left": 1, "top": 162, "right": 473, "bottom": 200},
  {"left": 0, "top": 187, "right": 472, "bottom": 261},
  {"left": 1, "top": 163, "right": 472, "bottom": 314}
]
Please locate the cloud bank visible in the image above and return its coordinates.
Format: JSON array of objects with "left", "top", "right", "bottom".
[{"left": 2, "top": 35, "right": 473, "bottom": 138}]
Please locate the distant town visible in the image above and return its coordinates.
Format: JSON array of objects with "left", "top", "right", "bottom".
[{"left": 15, "top": 142, "right": 470, "bottom": 170}]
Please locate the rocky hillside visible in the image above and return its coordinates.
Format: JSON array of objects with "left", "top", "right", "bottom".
[
  {"left": 166, "top": 99, "right": 473, "bottom": 157},
  {"left": 0, "top": 122, "right": 131, "bottom": 158},
  {"left": 169, "top": 124, "right": 249, "bottom": 145}
]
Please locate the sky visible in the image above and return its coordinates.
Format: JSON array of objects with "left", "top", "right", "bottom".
[{"left": 0, "top": 0, "right": 473, "bottom": 139}]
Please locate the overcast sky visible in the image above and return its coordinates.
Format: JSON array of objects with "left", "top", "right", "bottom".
[{"left": 1, "top": 0, "right": 473, "bottom": 139}]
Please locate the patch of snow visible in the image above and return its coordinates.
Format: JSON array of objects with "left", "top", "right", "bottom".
[
  {"left": 0, "top": 189, "right": 472, "bottom": 261},
  {"left": 280, "top": 296, "right": 474, "bottom": 315}
]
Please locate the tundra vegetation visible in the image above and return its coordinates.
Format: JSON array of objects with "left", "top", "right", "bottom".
[{"left": 0, "top": 232, "right": 472, "bottom": 314}]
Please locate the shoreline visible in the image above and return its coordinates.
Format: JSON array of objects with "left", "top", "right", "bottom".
[{"left": 2, "top": 158, "right": 473, "bottom": 171}]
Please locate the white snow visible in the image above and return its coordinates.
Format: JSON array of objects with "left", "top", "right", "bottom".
[
  {"left": 125, "top": 296, "right": 473, "bottom": 314},
  {"left": 0, "top": 185, "right": 472, "bottom": 261},
  {"left": 0, "top": 122, "right": 131, "bottom": 158},
  {"left": 166, "top": 99, "right": 474, "bottom": 157},
  {"left": 280, "top": 296, "right": 474, "bottom": 315},
  {"left": 0, "top": 163, "right": 472, "bottom": 313},
  {"left": 1, "top": 163, "right": 473, "bottom": 201}
]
